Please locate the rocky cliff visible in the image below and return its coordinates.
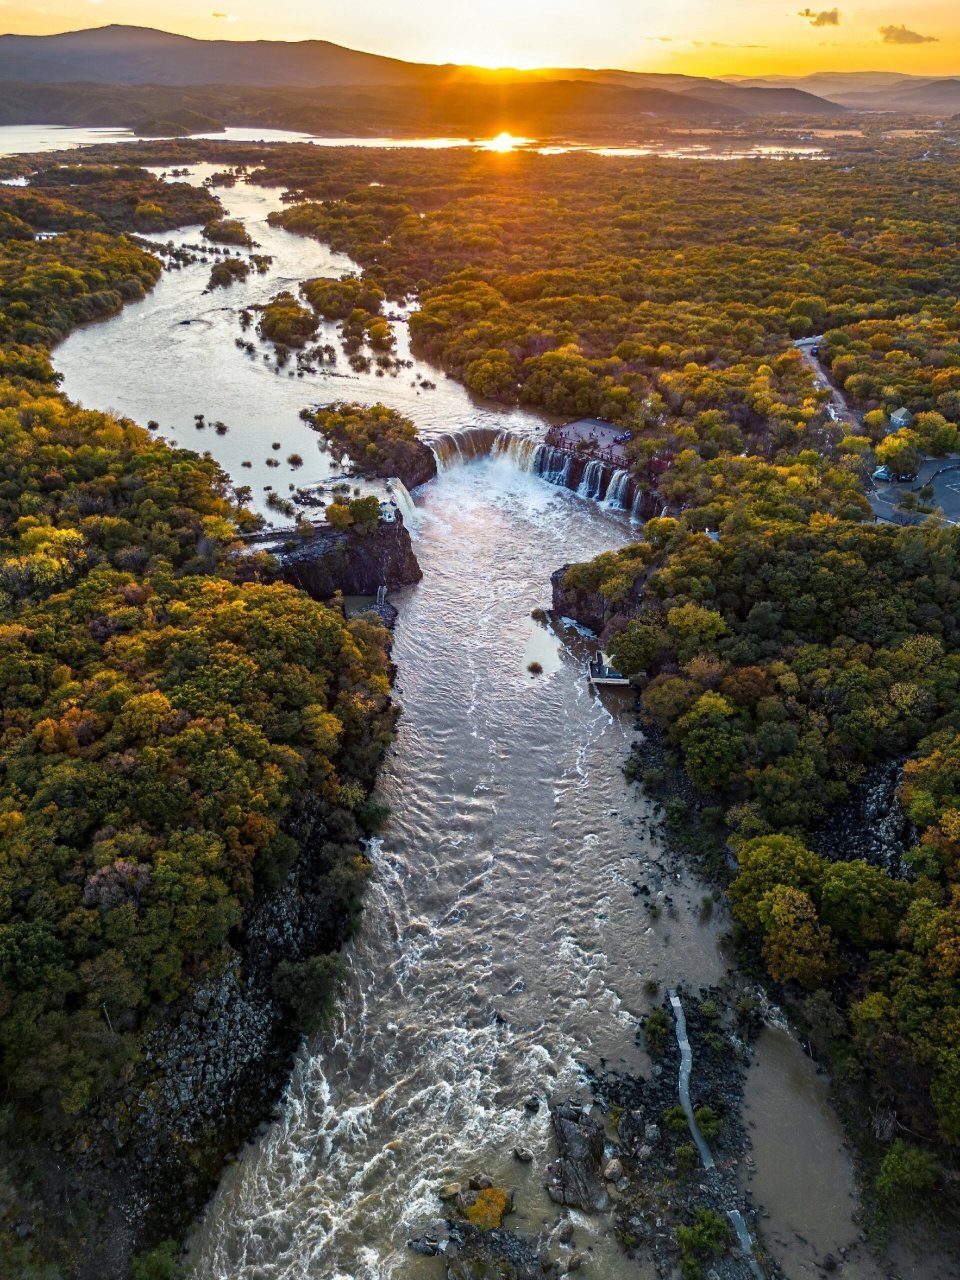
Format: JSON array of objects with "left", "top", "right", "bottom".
[
  {"left": 43, "top": 524, "right": 419, "bottom": 1277},
  {"left": 279, "top": 515, "right": 422, "bottom": 598},
  {"left": 68, "top": 792, "right": 386, "bottom": 1278},
  {"left": 397, "top": 445, "right": 438, "bottom": 490},
  {"left": 551, "top": 563, "right": 644, "bottom": 639}
]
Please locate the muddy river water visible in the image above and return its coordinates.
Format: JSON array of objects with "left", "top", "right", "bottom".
[{"left": 49, "top": 157, "right": 906, "bottom": 1279}]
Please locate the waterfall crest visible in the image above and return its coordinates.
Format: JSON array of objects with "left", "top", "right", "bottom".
[
  {"left": 430, "top": 426, "right": 500, "bottom": 470},
  {"left": 427, "top": 425, "right": 644, "bottom": 519}
]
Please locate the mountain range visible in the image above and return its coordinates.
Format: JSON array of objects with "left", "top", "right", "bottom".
[
  {"left": 0, "top": 26, "right": 841, "bottom": 117},
  {"left": 0, "top": 25, "right": 957, "bottom": 140},
  {"left": 726, "top": 71, "right": 960, "bottom": 114}
]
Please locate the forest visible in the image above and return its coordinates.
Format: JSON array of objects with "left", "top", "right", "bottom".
[
  {"left": 246, "top": 139, "right": 960, "bottom": 1205},
  {"left": 0, "top": 131, "right": 958, "bottom": 1264},
  {"left": 0, "top": 155, "right": 395, "bottom": 1274}
]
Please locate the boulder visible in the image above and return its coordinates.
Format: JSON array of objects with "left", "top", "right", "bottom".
[
  {"left": 408, "top": 1236, "right": 442, "bottom": 1256},
  {"left": 444, "top": 1223, "right": 544, "bottom": 1280},
  {"left": 544, "top": 1102, "right": 610, "bottom": 1213}
]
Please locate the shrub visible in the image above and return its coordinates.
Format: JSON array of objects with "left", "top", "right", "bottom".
[
  {"left": 132, "top": 1241, "right": 181, "bottom": 1280},
  {"left": 874, "top": 1140, "right": 938, "bottom": 1213},
  {"left": 645, "top": 1007, "right": 670, "bottom": 1054},
  {"left": 676, "top": 1209, "right": 734, "bottom": 1280},
  {"left": 272, "top": 953, "right": 348, "bottom": 1032}
]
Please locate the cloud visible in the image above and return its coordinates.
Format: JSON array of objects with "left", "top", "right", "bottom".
[
  {"left": 798, "top": 8, "right": 840, "bottom": 27},
  {"left": 878, "top": 24, "right": 938, "bottom": 45}
]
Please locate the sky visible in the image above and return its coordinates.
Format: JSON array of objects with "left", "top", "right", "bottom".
[{"left": 2, "top": 1, "right": 960, "bottom": 76}]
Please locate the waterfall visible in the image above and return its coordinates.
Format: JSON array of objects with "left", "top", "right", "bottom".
[
  {"left": 386, "top": 477, "right": 417, "bottom": 523},
  {"left": 630, "top": 486, "right": 650, "bottom": 521},
  {"left": 490, "top": 430, "right": 540, "bottom": 471},
  {"left": 535, "top": 444, "right": 574, "bottom": 486},
  {"left": 430, "top": 426, "right": 544, "bottom": 473},
  {"left": 604, "top": 468, "right": 632, "bottom": 510},
  {"left": 427, "top": 427, "right": 643, "bottom": 522},
  {"left": 430, "top": 426, "right": 500, "bottom": 470},
  {"left": 577, "top": 459, "right": 608, "bottom": 501}
]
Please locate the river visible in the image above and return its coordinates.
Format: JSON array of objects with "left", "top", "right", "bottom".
[
  {"left": 49, "top": 154, "right": 901, "bottom": 1279},
  {"left": 0, "top": 122, "right": 824, "bottom": 160},
  {"left": 55, "top": 164, "right": 552, "bottom": 518}
]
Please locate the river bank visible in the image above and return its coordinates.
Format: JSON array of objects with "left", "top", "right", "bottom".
[
  {"left": 35, "top": 142, "right": 938, "bottom": 1280},
  {"left": 0, "top": 147, "right": 427, "bottom": 1280},
  {"left": 184, "top": 457, "right": 731, "bottom": 1280}
]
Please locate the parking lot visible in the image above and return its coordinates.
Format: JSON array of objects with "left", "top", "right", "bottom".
[{"left": 868, "top": 456, "right": 960, "bottom": 526}]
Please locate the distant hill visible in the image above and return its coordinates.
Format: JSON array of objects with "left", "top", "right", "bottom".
[
  {"left": 725, "top": 70, "right": 960, "bottom": 113},
  {"left": 832, "top": 79, "right": 960, "bottom": 113},
  {"left": 0, "top": 78, "right": 757, "bottom": 142},
  {"left": 0, "top": 25, "right": 430, "bottom": 88},
  {"left": 0, "top": 24, "right": 844, "bottom": 120}
]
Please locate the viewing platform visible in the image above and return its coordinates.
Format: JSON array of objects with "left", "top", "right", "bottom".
[
  {"left": 588, "top": 650, "right": 631, "bottom": 687},
  {"left": 545, "top": 418, "right": 633, "bottom": 465}
]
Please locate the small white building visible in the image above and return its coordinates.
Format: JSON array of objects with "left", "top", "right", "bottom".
[{"left": 890, "top": 407, "right": 912, "bottom": 429}]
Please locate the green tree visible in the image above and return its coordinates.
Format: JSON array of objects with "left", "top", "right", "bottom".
[
  {"left": 874, "top": 1140, "right": 938, "bottom": 1213},
  {"left": 729, "top": 835, "right": 826, "bottom": 930},
  {"left": 272, "top": 953, "right": 348, "bottom": 1032},
  {"left": 758, "top": 885, "right": 838, "bottom": 989}
]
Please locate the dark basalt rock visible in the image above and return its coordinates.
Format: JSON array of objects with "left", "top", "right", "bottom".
[
  {"left": 60, "top": 801, "right": 390, "bottom": 1277},
  {"left": 280, "top": 516, "right": 422, "bottom": 598},
  {"left": 545, "top": 1101, "right": 610, "bottom": 1213},
  {"left": 551, "top": 564, "right": 644, "bottom": 639},
  {"left": 812, "top": 758, "right": 915, "bottom": 877},
  {"left": 550, "top": 564, "right": 607, "bottom": 635},
  {"left": 443, "top": 1223, "right": 547, "bottom": 1280},
  {"left": 398, "top": 445, "right": 438, "bottom": 490}
]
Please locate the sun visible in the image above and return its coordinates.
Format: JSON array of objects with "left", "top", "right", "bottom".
[{"left": 485, "top": 132, "right": 519, "bottom": 152}]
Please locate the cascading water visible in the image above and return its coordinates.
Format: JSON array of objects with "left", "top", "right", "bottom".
[
  {"left": 577, "top": 459, "right": 608, "bottom": 502},
  {"left": 490, "top": 430, "right": 541, "bottom": 471},
  {"left": 535, "top": 444, "right": 575, "bottom": 487},
  {"left": 604, "top": 469, "right": 633, "bottom": 511},
  {"left": 430, "top": 426, "right": 500, "bottom": 470},
  {"left": 386, "top": 478, "right": 417, "bottom": 523},
  {"left": 631, "top": 487, "right": 653, "bottom": 521},
  {"left": 423, "top": 428, "right": 645, "bottom": 523}
]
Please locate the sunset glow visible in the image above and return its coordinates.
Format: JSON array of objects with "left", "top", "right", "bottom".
[
  {"left": 483, "top": 132, "right": 521, "bottom": 152},
  {"left": 0, "top": 2, "right": 959, "bottom": 75}
]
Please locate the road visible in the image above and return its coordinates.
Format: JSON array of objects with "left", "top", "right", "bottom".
[
  {"left": 793, "top": 337, "right": 960, "bottom": 525},
  {"left": 794, "top": 335, "right": 860, "bottom": 431}
]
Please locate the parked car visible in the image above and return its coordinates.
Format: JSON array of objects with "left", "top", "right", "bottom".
[{"left": 894, "top": 472, "right": 917, "bottom": 483}]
